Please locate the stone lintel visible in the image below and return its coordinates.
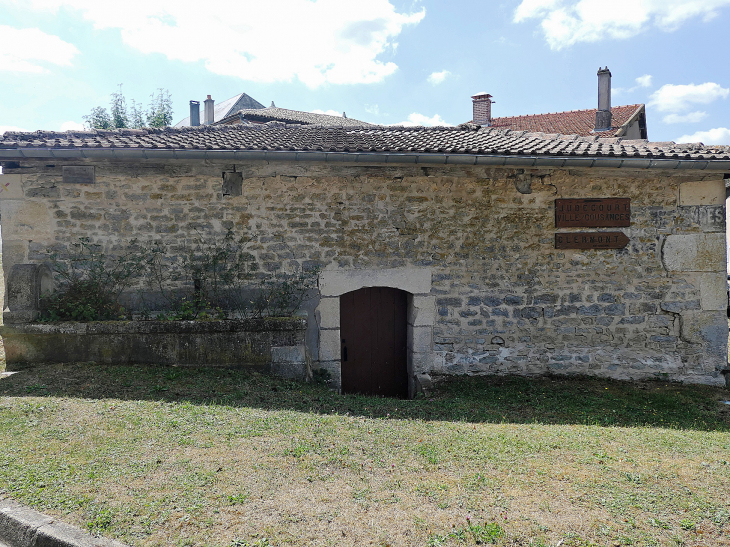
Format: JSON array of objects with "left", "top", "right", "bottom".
[{"left": 319, "top": 267, "right": 432, "bottom": 297}]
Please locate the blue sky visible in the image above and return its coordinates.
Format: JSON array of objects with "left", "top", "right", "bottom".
[{"left": 1, "top": 0, "right": 729, "bottom": 144}]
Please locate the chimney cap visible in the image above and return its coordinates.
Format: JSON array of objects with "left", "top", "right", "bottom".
[
  {"left": 597, "top": 67, "right": 611, "bottom": 75},
  {"left": 471, "top": 92, "right": 492, "bottom": 99},
  {"left": 206, "top": 95, "right": 212, "bottom": 100}
]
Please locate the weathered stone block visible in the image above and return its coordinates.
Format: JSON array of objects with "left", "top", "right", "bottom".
[
  {"left": 0, "top": 200, "right": 52, "bottom": 240},
  {"left": 271, "top": 345, "right": 306, "bottom": 364},
  {"left": 319, "top": 267, "right": 432, "bottom": 297},
  {"left": 0, "top": 173, "right": 24, "bottom": 199},
  {"left": 408, "top": 295, "right": 436, "bottom": 326},
  {"left": 700, "top": 273, "right": 726, "bottom": 311},
  {"left": 660, "top": 300, "right": 701, "bottom": 313},
  {"left": 678, "top": 179, "right": 725, "bottom": 206},
  {"left": 319, "top": 328, "right": 341, "bottom": 362},
  {"left": 662, "top": 233, "right": 725, "bottom": 272},
  {"left": 316, "top": 297, "right": 340, "bottom": 329},
  {"left": 408, "top": 325, "right": 433, "bottom": 353}
]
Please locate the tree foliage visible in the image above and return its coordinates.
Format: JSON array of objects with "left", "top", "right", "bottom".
[
  {"left": 83, "top": 85, "right": 174, "bottom": 130},
  {"left": 146, "top": 89, "right": 174, "bottom": 128}
]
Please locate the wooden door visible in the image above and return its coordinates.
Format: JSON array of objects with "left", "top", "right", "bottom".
[{"left": 340, "top": 287, "right": 408, "bottom": 398}]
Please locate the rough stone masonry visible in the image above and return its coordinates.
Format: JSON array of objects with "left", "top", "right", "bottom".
[{"left": 0, "top": 156, "right": 727, "bottom": 387}]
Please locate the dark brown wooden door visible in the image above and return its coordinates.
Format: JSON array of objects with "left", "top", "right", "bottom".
[{"left": 340, "top": 287, "right": 408, "bottom": 398}]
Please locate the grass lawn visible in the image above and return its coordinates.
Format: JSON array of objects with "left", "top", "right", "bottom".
[{"left": 0, "top": 363, "right": 729, "bottom": 547}]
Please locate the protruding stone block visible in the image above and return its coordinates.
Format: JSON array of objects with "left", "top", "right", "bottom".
[
  {"left": 5, "top": 263, "right": 54, "bottom": 323},
  {"left": 679, "top": 179, "right": 725, "bottom": 206},
  {"left": 414, "top": 373, "right": 433, "bottom": 395},
  {"left": 662, "top": 233, "right": 725, "bottom": 272}
]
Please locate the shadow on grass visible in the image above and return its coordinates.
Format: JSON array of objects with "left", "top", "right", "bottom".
[{"left": 2, "top": 362, "right": 729, "bottom": 431}]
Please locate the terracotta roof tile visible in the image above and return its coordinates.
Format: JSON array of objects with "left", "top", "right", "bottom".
[{"left": 470, "top": 104, "right": 644, "bottom": 137}]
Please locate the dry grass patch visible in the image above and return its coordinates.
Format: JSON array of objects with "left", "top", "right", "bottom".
[{"left": 1, "top": 363, "right": 729, "bottom": 546}]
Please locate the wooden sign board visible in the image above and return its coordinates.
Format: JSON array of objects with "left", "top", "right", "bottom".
[
  {"left": 555, "top": 198, "right": 630, "bottom": 228},
  {"left": 555, "top": 232, "right": 630, "bottom": 250}
]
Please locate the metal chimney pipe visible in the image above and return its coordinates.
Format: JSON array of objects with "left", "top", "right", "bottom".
[
  {"left": 204, "top": 95, "right": 215, "bottom": 125},
  {"left": 594, "top": 67, "right": 612, "bottom": 132},
  {"left": 189, "top": 100, "right": 200, "bottom": 127}
]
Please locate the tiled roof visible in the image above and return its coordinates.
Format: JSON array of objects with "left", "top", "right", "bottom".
[
  {"left": 2, "top": 124, "right": 729, "bottom": 162},
  {"left": 473, "top": 104, "right": 644, "bottom": 137},
  {"left": 215, "top": 106, "right": 373, "bottom": 127}
]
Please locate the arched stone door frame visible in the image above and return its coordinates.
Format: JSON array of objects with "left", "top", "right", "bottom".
[{"left": 315, "top": 268, "right": 434, "bottom": 398}]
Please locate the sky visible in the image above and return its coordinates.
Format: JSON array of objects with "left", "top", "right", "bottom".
[{"left": 1, "top": 0, "right": 729, "bottom": 144}]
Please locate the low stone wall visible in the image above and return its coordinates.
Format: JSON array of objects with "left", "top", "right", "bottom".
[{"left": 0, "top": 318, "right": 308, "bottom": 378}]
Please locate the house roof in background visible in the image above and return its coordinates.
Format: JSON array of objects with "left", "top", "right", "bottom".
[
  {"left": 215, "top": 106, "right": 373, "bottom": 127},
  {"left": 470, "top": 104, "right": 645, "bottom": 138},
  {"left": 2, "top": 124, "right": 729, "bottom": 166},
  {"left": 174, "top": 93, "right": 265, "bottom": 127}
]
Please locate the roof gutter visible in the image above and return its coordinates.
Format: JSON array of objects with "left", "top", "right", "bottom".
[{"left": 0, "top": 148, "right": 728, "bottom": 171}]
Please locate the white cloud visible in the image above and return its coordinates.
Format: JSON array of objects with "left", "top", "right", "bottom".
[
  {"left": 364, "top": 104, "right": 381, "bottom": 116},
  {"left": 614, "top": 74, "right": 654, "bottom": 96},
  {"left": 662, "top": 111, "right": 708, "bottom": 124},
  {"left": 675, "top": 127, "right": 730, "bottom": 145},
  {"left": 0, "top": 25, "right": 79, "bottom": 73},
  {"left": 427, "top": 70, "right": 451, "bottom": 85},
  {"left": 513, "top": 0, "right": 730, "bottom": 49},
  {"left": 393, "top": 113, "right": 452, "bottom": 126},
  {"left": 20, "top": 0, "right": 424, "bottom": 88},
  {"left": 649, "top": 82, "right": 729, "bottom": 112},
  {"left": 312, "top": 109, "right": 343, "bottom": 117},
  {"left": 635, "top": 74, "right": 652, "bottom": 88},
  {"left": 60, "top": 121, "right": 86, "bottom": 131}
]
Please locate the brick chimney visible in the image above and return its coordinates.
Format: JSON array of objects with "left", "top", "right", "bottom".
[
  {"left": 189, "top": 100, "right": 200, "bottom": 126},
  {"left": 471, "top": 92, "right": 493, "bottom": 126},
  {"left": 204, "top": 95, "right": 215, "bottom": 125},
  {"left": 594, "top": 67, "right": 612, "bottom": 132}
]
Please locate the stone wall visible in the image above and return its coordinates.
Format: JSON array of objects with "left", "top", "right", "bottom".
[
  {"left": 0, "top": 159, "right": 726, "bottom": 385},
  {"left": 1, "top": 318, "right": 307, "bottom": 376}
]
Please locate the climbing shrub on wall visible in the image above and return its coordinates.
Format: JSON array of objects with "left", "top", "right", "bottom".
[
  {"left": 42, "top": 238, "right": 146, "bottom": 321},
  {"left": 40, "top": 233, "right": 318, "bottom": 322}
]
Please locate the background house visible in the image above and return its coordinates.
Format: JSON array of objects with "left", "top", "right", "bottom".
[
  {"left": 469, "top": 68, "right": 648, "bottom": 140},
  {"left": 175, "top": 93, "right": 370, "bottom": 128},
  {"left": 174, "top": 93, "right": 265, "bottom": 127}
]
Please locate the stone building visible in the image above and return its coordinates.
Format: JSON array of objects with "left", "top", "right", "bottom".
[{"left": 1, "top": 123, "right": 729, "bottom": 394}]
